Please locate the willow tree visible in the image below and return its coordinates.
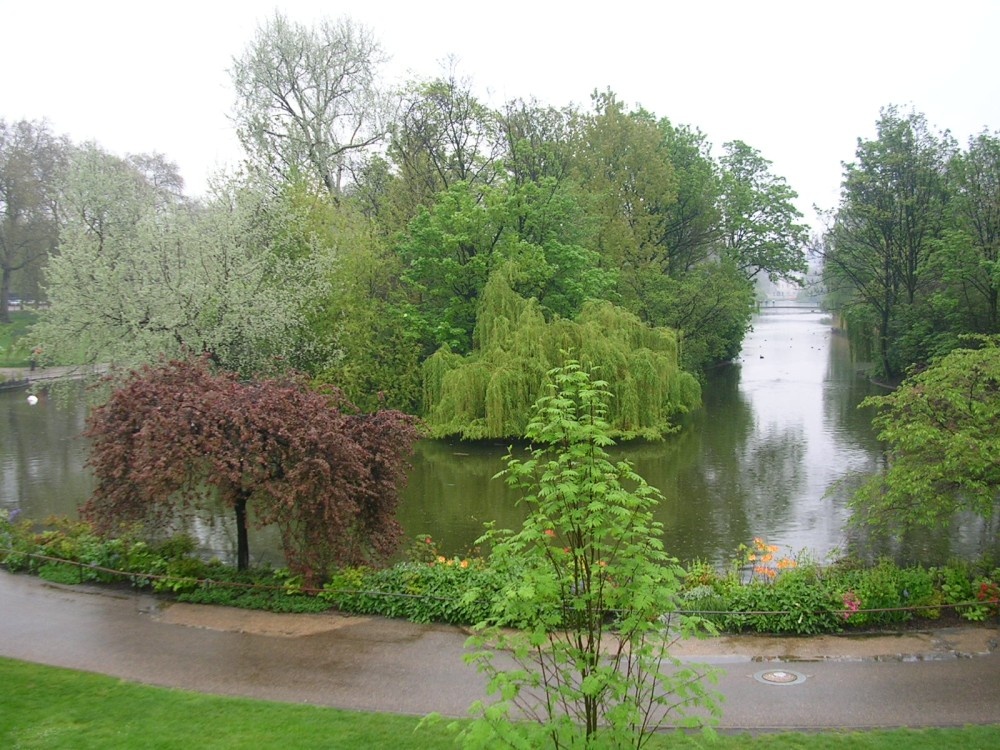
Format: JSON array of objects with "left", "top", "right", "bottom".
[{"left": 422, "top": 272, "right": 700, "bottom": 440}]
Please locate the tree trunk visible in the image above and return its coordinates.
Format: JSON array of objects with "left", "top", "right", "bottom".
[{"left": 234, "top": 493, "right": 250, "bottom": 571}]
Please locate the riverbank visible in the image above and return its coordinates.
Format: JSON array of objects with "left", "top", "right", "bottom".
[{"left": 0, "top": 364, "right": 106, "bottom": 390}]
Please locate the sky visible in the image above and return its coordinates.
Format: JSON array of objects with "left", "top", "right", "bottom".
[{"left": 3, "top": 0, "right": 999, "bottom": 231}]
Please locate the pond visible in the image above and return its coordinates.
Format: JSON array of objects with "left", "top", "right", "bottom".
[{"left": 3, "top": 303, "right": 996, "bottom": 567}]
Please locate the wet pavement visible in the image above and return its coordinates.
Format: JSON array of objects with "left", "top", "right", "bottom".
[{"left": 1, "top": 570, "right": 999, "bottom": 731}]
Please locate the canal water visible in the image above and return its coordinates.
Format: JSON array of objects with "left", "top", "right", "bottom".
[{"left": 2, "top": 304, "right": 995, "bottom": 566}]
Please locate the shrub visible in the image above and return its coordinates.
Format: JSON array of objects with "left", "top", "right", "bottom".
[
  {"left": 723, "top": 564, "right": 841, "bottom": 635},
  {"left": 322, "top": 558, "right": 508, "bottom": 625}
]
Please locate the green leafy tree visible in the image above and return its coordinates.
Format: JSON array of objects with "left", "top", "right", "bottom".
[
  {"left": 35, "top": 151, "right": 322, "bottom": 377},
  {"left": 656, "top": 120, "right": 721, "bottom": 278},
  {"left": 573, "top": 92, "right": 678, "bottom": 312},
  {"left": 499, "top": 98, "right": 578, "bottom": 189},
  {"left": 0, "top": 119, "right": 67, "bottom": 323},
  {"left": 718, "top": 139, "right": 809, "bottom": 283},
  {"left": 851, "top": 336, "right": 1000, "bottom": 531},
  {"left": 388, "top": 66, "right": 503, "bottom": 212},
  {"left": 83, "top": 357, "right": 421, "bottom": 585},
  {"left": 457, "top": 361, "right": 720, "bottom": 747},
  {"left": 422, "top": 274, "right": 700, "bottom": 440},
  {"left": 823, "top": 106, "right": 953, "bottom": 378},
  {"left": 943, "top": 131, "right": 1000, "bottom": 330},
  {"left": 637, "top": 261, "right": 756, "bottom": 372}
]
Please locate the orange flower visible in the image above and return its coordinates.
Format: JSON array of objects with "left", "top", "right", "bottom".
[
  {"left": 544, "top": 529, "right": 556, "bottom": 537},
  {"left": 460, "top": 559, "right": 469, "bottom": 569}
]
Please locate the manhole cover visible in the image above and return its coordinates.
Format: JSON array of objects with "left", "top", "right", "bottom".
[{"left": 754, "top": 669, "right": 807, "bottom": 686}]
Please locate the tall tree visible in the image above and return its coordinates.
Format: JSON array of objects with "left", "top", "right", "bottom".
[
  {"left": 83, "top": 357, "right": 420, "bottom": 584},
  {"left": 572, "top": 92, "right": 678, "bottom": 315},
  {"left": 823, "top": 106, "right": 953, "bottom": 377},
  {"left": 499, "top": 98, "right": 578, "bottom": 189},
  {"left": 656, "top": 119, "right": 721, "bottom": 277},
  {"left": 0, "top": 119, "right": 67, "bottom": 323},
  {"left": 944, "top": 131, "right": 1000, "bottom": 330},
  {"left": 34, "top": 147, "right": 319, "bottom": 376},
  {"left": 718, "top": 139, "right": 809, "bottom": 283},
  {"left": 384, "top": 66, "right": 503, "bottom": 228},
  {"left": 231, "top": 12, "right": 391, "bottom": 196}
]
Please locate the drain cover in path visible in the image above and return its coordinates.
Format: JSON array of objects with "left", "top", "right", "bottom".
[{"left": 754, "top": 669, "right": 807, "bottom": 686}]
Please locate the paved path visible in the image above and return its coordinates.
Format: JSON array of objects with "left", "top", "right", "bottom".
[{"left": 1, "top": 571, "right": 998, "bottom": 731}]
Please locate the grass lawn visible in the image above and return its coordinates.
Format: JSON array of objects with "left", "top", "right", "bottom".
[
  {"left": 2, "top": 657, "right": 999, "bottom": 749},
  {"left": 0, "top": 310, "right": 38, "bottom": 367}
]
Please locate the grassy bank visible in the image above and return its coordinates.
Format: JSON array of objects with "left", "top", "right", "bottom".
[
  {"left": 0, "top": 310, "right": 37, "bottom": 367},
  {"left": 1, "top": 658, "right": 998, "bottom": 749}
]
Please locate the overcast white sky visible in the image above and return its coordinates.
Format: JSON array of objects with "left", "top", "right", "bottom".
[{"left": 3, "top": 0, "right": 999, "bottom": 230}]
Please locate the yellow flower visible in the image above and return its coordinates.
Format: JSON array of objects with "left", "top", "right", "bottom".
[{"left": 460, "top": 559, "right": 469, "bottom": 569}]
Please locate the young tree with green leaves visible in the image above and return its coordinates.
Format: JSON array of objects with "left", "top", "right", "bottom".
[
  {"left": 456, "top": 361, "right": 720, "bottom": 747},
  {"left": 851, "top": 336, "right": 1000, "bottom": 532}
]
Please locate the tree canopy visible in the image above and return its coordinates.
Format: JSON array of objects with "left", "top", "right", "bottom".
[
  {"left": 422, "top": 273, "right": 700, "bottom": 440},
  {"left": 230, "top": 12, "right": 391, "bottom": 196},
  {"left": 82, "top": 357, "right": 421, "bottom": 584},
  {"left": 0, "top": 118, "right": 67, "bottom": 323},
  {"left": 851, "top": 336, "right": 1000, "bottom": 531}
]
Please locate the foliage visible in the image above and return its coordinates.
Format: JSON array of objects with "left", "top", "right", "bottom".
[
  {"left": 822, "top": 105, "right": 955, "bottom": 378},
  {"left": 323, "top": 559, "right": 504, "bottom": 625},
  {"left": 33, "top": 155, "right": 324, "bottom": 377},
  {"left": 634, "top": 260, "right": 756, "bottom": 372},
  {"left": 718, "top": 139, "right": 809, "bottom": 283},
  {"left": 81, "top": 357, "right": 421, "bottom": 585},
  {"left": 422, "top": 275, "right": 701, "bottom": 440},
  {"left": 230, "top": 12, "right": 391, "bottom": 195},
  {"left": 176, "top": 567, "right": 333, "bottom": 614},
  {"left": 0, "top": 309, "right": 36, "bottom": 367},
  {"left": 851, "top": 337, "right": 1000, "bottom": 531},
  {"left": 459, "top": 362, "right": 721, "bottom": 748},
  {"left": 3, "top": 512, "right": 996, "bottom": 632},
  {"left": 0, "top": 118, "right": 67, "bottom": 324}
]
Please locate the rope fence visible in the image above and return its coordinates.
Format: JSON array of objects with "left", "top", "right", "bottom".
[{"left": 3, "top": 547, "right": 998, "bottom": 624}]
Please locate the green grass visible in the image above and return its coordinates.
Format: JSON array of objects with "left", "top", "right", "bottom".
[
  {"left": 0, "top": 310, "right": 38, "bottom": 367},
  {"left": 1, "top": 657, "right": 999, "bottom": 749}
]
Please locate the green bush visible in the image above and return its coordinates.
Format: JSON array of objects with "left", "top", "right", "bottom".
[
  {"left": 722, "top": 565, "right": 841, "bottom": 635},
  {"left": 323, "top": 558, "right": 508, "bottom": 625}
]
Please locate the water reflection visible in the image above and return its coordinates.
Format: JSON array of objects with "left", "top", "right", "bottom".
[{"left": 3, "top": 304, "right": 997, "bottom": 566}]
